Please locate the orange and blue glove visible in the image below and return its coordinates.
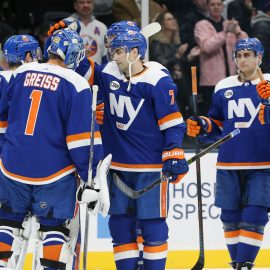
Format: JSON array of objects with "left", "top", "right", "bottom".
[
  {"left": 162, "top": 145, "right": 189, "bottom": 184},
  {"left": 187, "top": 116, "right": 212, "bottom": 137},
  {"left": 258, "top": 104, "right": 270, "bottom": 125},
  {"left": 257, "top": 80, "right": 270, "bottom": 104},
  {"left": 96, "top": 102, "right": 104, "bottom": 125},
  {"left": 47, "top": 19, "right": 81, "bottom": 36}
]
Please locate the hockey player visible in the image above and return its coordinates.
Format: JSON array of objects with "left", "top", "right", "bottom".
[
  {"left": 187, "top": 38, "right": 270, "bottom": 270},
  {"left": 0, "top": 34, "right": 41, "bottom": 154},
  {"left": 0, "top": 28, "right": 105, "bottom": 269},
  {"left": 100, "top": 31, "right": 188, "bottom": 270}
]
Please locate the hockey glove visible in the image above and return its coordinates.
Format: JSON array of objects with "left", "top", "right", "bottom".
[
  {"left": 77, "top": 183, "right": 100, "bottom": 215},
  {"left": 162, "top": 146, "right": 189, "bottom": 184},
  {"left": 256, "top": 80, "right": 270, "bottom": 104},
  {"left": 258, "top": 104, "right": 270, "bottom": 125},
  {"left": 96, "top": 102, "right": 104, "bottom": 125},
  {"left": 47, "top": 19, "right": 81, "bottom": 36},
  {"left": 187, "top": 116, "right": 212, "bottom": 137}
]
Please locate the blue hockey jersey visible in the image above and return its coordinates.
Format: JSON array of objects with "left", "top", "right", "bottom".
[
  {"left": 95, "top": 61, "right": 185, "bottom": 172},
  {"left": 0, "top": 71, "right": 13, "bottom": 154},
  {"left": 0, "top": 62, "right": 103, "bottom": 184},
  {"left": 207, "top": 74, "right": 270, "bottom": 169}
]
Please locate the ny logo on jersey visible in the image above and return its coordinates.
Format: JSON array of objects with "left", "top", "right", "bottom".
[
  {"left": 109, "top": 93, "right": 145, "bottom": 130},
  {"left": 228, "top": 98, "right": 260, "bottom": 128}
]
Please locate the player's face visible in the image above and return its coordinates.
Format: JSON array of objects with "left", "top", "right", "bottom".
[
  {"left": 112, "top": 48, "right": 129, "bottom": 72},
  {"left": 74, "top": 0, "right": 94, "bottom": 17},
  {"left": 235, "top": 50, "right": 259, "bottom": 74}
]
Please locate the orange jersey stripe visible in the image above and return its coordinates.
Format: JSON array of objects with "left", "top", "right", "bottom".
[
  {"left": 66, "top": 131, "right": 101, "bottom": 143},
  {"left": 224, "top": 230, "right": 240, "bottom": 238},
  {"left": 87, "top": 57, "right": 95, "bottom": 86},
  {"left": 144, "top": 243, "right": 168, "bottom": 253},
  {"left": 0, "top": 121, "right": 8, "bottom": 128},
  {"left": 240, "top": 230, "right": 263, "bottom": 241},
  {"left": 114, "top": 243, "right": 139, "bottom": 254},
  {"left": 217, "top": 161, "right": 270, "bottom": 167},
  {"left": 0, "top": 160, "right": 75, "bottom": 183},
  {"left": 158, "top": 112, "right": 182, "bottom": 126}
]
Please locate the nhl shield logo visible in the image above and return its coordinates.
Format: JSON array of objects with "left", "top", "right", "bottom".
[
  {"left": 224, "top": 89, "right": 233, "bottom": 99},
  {"left": 40, "top": 201, "right": 47, "bottom": 209},
  {"left": 110, "top": 81, "right": 120, "bottom": 91}
]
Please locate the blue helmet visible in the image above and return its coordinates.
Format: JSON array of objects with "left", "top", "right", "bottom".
[
  {"left": 47, "top": 28, "right": 85, "bottom": 70},
  {"left": 109, "top": 30, "right": 147, "bottom": 59},
  {"left": 3, "top": 35, "right": 41, "bottom": 64},
  {"left": 234, "top": 38, "right": 264, "bottom": 58},
  {"left": 106, "top": 21, "right": 140, "bottom": 40}
]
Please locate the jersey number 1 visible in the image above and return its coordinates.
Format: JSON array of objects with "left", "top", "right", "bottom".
[{"left": 25, "top": 90, "right": 43, "bottom": 136}]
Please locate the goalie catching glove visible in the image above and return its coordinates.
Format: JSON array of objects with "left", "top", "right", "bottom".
[
  {"left": 187, "top": 116, "right": 212, "bottom": 137},
  {"left": 256, "top": 80, "right": 270, "bottom": 104},
  {"left": 77, "top": 154, "right": 112, "bottom": 217},
  {"left": 162, "top": 145, "right": 189, "bottom": 184}
]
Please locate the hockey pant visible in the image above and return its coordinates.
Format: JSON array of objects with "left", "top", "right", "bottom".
[
  {"left": 109, "top": 215, "right": 168, "bottom": 270},
  {"left": 221, "top": 206, "right": 268, "bottom": 267}
]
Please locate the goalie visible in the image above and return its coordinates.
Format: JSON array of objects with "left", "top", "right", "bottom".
[{"left": 0, "top": 29, "right": 108, "bottom": 270}]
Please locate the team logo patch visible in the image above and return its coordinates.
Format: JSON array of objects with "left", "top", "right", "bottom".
[
  {"left": 224, "top": 89, "right": 233, "bottom": 99},
  {"left": 110, "top": 81, "right": 120, "bottom": 90},
  {"left": 21, "top": 35, "right": 29, "bottom": 42},
  {"left": 40, "top": 201, "right": 47, "bottom": 209}
]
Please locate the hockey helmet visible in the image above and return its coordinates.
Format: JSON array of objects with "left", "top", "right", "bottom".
[
  {"left": 234, "top": 38, "right": 264, "bottom": 58},
  {"left": 109, "top": 30, "right": 147, "bottom": 59},
  {"left": 3, "top": 35, "right": 41, "bottom": 64},
  {"left": 47, "top": 28, "right": 85, "bottom": 70}
]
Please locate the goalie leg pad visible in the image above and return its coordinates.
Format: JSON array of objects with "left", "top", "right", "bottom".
[
  {"left": 0, "top": 219, "right": 27, "bottom": 269},
  {"left": 35, "top": 214, "right": 80, "bottom": 270}
]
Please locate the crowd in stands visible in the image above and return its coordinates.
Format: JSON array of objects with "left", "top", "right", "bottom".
[{"left": 0, "top": 0, "right": 270, "bottom": 120}]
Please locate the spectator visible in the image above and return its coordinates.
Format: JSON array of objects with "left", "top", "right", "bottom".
[
  {"left": 227, "top": 0, "right": 254, "bottom": 35},
  {"left": 194, "top": 0, "right": 247, "bottom": 115},
  {"left": 150, "top": 11, "right": 200, "bottom": 118},
  {"left": 251, "top": 2, "right": 270, "bottom": 73},
  {"left": 112, "top": 0, "right": 163, "bottom": 26},
  {"left": 180, "top": 0, "right": 208, "bottom": 49},
  {"left": 66, "top": 0, "right": 107, "bottom": 64}
]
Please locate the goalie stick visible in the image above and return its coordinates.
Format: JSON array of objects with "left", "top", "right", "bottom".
[
  {"left": 82, "top": 85, "right": 98, "bottom": 270},
  {"left": 140, "top": 22, "right": 161, "bottom": 38},
  {"left": 113, "top": 128, "right": 240, "bottom": 200}
]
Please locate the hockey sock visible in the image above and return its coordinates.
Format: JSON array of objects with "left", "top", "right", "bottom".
[
  {"left": 140, "top": 218, "right": 168, "bottom": 270},
  {"left": 109, "top": 215, "right": 139, "bottom": 270},
  {"left": 220, "top": 209, "right": 241, "bottom": 262},
  {"left": 236, "top": 206, "right": 268, "bottom": 263}
]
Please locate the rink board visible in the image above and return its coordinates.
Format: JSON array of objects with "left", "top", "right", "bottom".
[{"left": 23, "top": 153, "right": 270, "bottom": 269}]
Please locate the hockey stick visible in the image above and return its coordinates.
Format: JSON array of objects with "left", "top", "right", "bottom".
[
  {"left": 140, "top": 22, "right": 161, "bottom": 39},
  {"left": 190, "top": 66, "right": 205, "bottom": 270},
  {"left": 113, "top": 128, "right": 240, "bottom": 200},
  {"left": 82, "top": 85, "right": 98, "bottom": 270}
]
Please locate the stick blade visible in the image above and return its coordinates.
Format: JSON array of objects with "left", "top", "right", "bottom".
[
  {"left": 113, "top": 173, "right": 139, "bottom": 199},
  {"left": 191, "top": 256, "right": 204, "bottom": 270},
  {"left": 140, "top": 22, "right": 161, "bottom": 38}
]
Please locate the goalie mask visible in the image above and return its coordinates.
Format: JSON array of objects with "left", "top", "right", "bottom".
[
  {"left": 3, "top": 35, "right": 41, "bottom": 64},
  {"left": 47, "top": 28, "right": 85, "bottom": 70}
]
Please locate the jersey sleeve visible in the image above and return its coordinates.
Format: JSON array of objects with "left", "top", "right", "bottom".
[
  {"left": 151, "top": 76, "right": 186, "bottom": 147},
  {"left": 65, "top": 86, "right": 103, "bottom": 181}
]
